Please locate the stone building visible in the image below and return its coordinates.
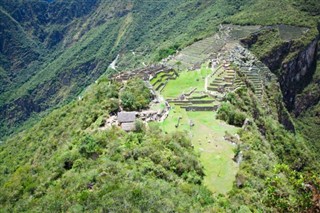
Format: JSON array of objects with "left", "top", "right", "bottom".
[{"left": 117, "top": 112, "right": 137, "bottom": 131}]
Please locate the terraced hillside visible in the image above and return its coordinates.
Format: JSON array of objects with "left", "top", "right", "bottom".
[
  {"left": 158, "top": 72, "right": 240, "bottom": 193},
  {"left": 146, "top": 24, "right": 308, "bottom": 194},
  {"left": 0, "top": 0, "right": 255, "bottom": 139},
  {"left": 1, "top": 0, "right": 320, "bottom": 211},
  {"left": 165, "top": 25, "right": 260, "bottom": 70}
]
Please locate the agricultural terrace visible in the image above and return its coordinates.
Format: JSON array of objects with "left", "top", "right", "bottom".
[
  {"left": 162, "top": 65, "right": 210, "bottom": 98},
  {"left": 148, "top": 24, "right": 288, "bottom": 194},
  {"left": 153, "top": 64, "right": 240, "bottom": 194}
]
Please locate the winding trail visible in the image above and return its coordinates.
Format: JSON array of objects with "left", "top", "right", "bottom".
[{"left": 109, "top": 54, "right": 119, "bottom": 70}]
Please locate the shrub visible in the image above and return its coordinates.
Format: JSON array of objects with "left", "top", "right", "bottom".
[
  {"left": 120, "top": 78, "right": 152, "bottom": 111},
  {"left": 156, "top": 44, "right": 180, "bottom": 61},
  {"left": 217, "top": 102, "right": 246, "bottom": 127},
  {"left": 134, "top": 120, "right": 145, "bottom": 133},
  {"left": 79, "top": 135, "right": 99, "bottom": 157}
]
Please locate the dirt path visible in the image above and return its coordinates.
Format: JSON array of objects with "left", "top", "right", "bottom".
[{"left": 109, "top": 54, "right": 119, "bottom": 70}]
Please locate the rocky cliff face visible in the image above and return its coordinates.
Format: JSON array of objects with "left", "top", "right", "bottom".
[
  {"left": 293, "top": 39, "right": 320, "bottom": 117},
  {"left": 243, "top": 28, "right": 319, "bottom": 114},
  {"left": 280, "top": 38, "right": 318, "bottom": 112}
]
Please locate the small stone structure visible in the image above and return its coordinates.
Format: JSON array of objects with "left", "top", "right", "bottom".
[
  {"left": 103, "top": 105, "right": 170, "bottom": 132},
  {"left": 117, "top": 112, "right": 137, "bottom": 131}
]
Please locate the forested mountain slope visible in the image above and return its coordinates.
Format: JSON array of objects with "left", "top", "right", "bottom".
[
  {"left": 0, "top": 0, "right": 251, "bottom": 138},
  {"left": 0, "top": 0, "right": 320, "bottom": 212},
  {"left": 1, "top": 0, "right": 318, "bottom": 139}
]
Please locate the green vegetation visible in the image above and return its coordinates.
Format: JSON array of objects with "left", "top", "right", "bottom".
[
  {"left": 1, "top": 0, "right": 319, "bottom": 139},
  {"left": 214, "top": 83, "right": 320, "bottom": 211},
  {"left": 162, "top": 67, "right": 210, "bottom": 98},
  {"left": 227, "top": 0, "right": 319, "bottom": 27},
  {"left": 159, "top": 105, "right": 239, "bottom": 195},
  {"left": 295, "top": 58, "right": 320, "bottom": 151},
  {"left": 120, "top": 78, "right": 152, "bottom": 111},
  {"left": 0, "top": 0, "right": 257, "bottom": 138},
  {"left": 245, "top": 29, "right": 284, "bottom": 60},
  {"left": 1, "top": 0, "right": 320, "bottom": 212},
  {"left": 0, "top": 79, "right": 213, "bottom": 212},
  {"left": 156, "top": 44, "right": 180, "bottom": 61},
  {"left": 158, "top": 66, "right": 239, "bottom": 195},
  {"left": 217, "top": 102, "right": 247, "bottom": 127}
]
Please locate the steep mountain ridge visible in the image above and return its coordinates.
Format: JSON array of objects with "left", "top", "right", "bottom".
[
  {"left": 0, "top": 0, "right": 137, "bottom": 137},
  {"left": 1, "top": 0, "right": 320, "bottom": 212},
  {"left": 240, "top": 23, "right": 320, "bottom": 151},
  {"left": 0, "top": 0, "right": 253, "bottom": 138}
]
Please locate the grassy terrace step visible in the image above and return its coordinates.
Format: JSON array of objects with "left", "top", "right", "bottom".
[
  {"left": 224, "top": 71, "right": 235, "bottom": 74},
  {"left": 249, "top": 75, "right": 262, "bottom": 79},
  {"left": 243, "top": 71, "right": 260, "bottom": 76},
  {"left": 210, "top": 82, "right": 225, "bottom": 87},
  {"left": 151, "top": 78, "right": 161, "bottom": 86},
  {"left": 210, "top": 79, "right": 224, "bottom": 83},
  {"left": 235, "top": 83, "right": 246, "bottom": 87},
  {"left": 181, "top": 105, "right": 219, "bottom": 111},
  {"left": 173, "top": 103, "right": 192, "bottom": 106},
  {"left": 151, "top": 73, "right": 178, "bottom": 88},
  {"left": 223, "top": 76, "right": 235, "bottom": 80},
  {"left": 187, "top": 95, "right": 211, "bottom": 100},
  {"left": 241, "top": 69, "right": 259, "bottom": 73},
  {"left": 155, "top": 82, "right": 166, "bottom": 91},
  {"left": 168, "top": 100, "right": 215, "bottom": 104},
  {"left": 207, "top": 86, "right": 219, "bottom": 91},
  {"left": 250, "top": 83, "right": 262, "bottom": 86},
  {"left": 208, "top": 87, "right": 219, "bottom": 92},
  {"left": 248, "top": 80, "right": 261, "bottom": 84},
  {"left": 224, "top": 76, "right": 235, "bottom": 80},
  {"left": 176, "top": 53, "right": 204, "bottom": 61},
  {"left": 157, "top": 72, "right": 175, "bottom": 78},
  {"left": 245, "top": 74, "right": 260, "bottom": 78},
  {"left": 213, "top": 77, "right": 224, "bottom": 81},
  {"left": 223, "top": 79, "right": 235, "bottom": 84},
  {"left": 246, "top": 76, "right": 261, "bottom": 81},
  {"left": 152, "top": 80, "right": 166, "bottom": 89},
  {"left": 209, "top": 81, "right": 226, "bottom": 86},
  {"left": 248, "top": 77, "right": 261, "bottom": 81},
  {"left": 249, "top": 81, "right": 262, "bottom": 85}
]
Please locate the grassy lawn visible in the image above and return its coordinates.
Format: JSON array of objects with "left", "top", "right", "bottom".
[
  {"left": 158, "top": 63, "right": 239, "bottom": 194},
  {"left": 188, "top": 111, "right": 238, "bottom": 194},
  {"left": 161, "top": 105, "right": 190, "bottom": 132},
  {"left": 162, "top": 67, "right": 210, "bottom": 98},
  {"left": 160, "top": 105, "right": 239, "bottom": 194}
]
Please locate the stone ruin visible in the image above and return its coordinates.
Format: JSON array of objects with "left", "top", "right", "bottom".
[
  {"left": 102, "top": 101, "right": 171, "bottom": 131},
  {"left": 112, "top": 64, "right": 174, "bottom": 82}
]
